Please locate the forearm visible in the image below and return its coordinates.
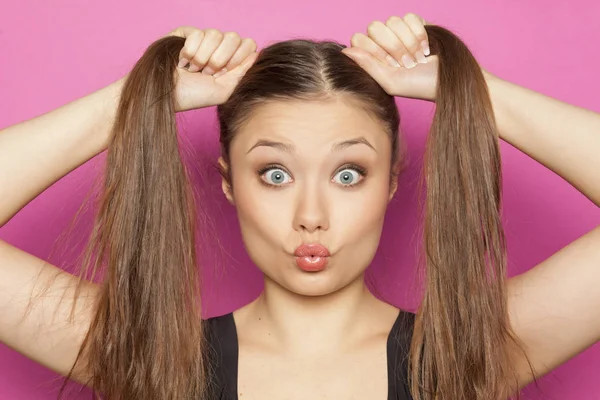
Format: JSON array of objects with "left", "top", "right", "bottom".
[
  {"left": 0, "top": 78, "right": 125, "bottom": 227},
  {"left": 485, "top": 72, "right": 600, "bottom": 207}
]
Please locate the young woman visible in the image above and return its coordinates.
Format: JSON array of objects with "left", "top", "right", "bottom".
[{"left": 0, "top": 12, "right": 598, "bottom": 400}]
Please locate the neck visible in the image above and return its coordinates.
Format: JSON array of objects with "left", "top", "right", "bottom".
[{"left": 247, "top": 274, "right": 378, "bottom": 355}]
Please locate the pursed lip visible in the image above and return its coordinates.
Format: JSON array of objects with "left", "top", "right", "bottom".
[{"left": 293, "top": 243, "right": 331, "bottom": 257}]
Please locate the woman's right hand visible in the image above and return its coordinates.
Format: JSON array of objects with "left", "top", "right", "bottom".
[{"left": 167, "top": 26, "right": 258, "bottom": 111}]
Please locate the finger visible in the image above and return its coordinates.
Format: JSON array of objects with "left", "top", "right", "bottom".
[
  {"left": 201, "top": 31, "right": 242, "bottom": 75},
  {"left": 224, "top": 38, "right": 257, "bottom": 70},
  {"left": 213, "top": 38, "right": 257, "bottom": 78},
  {"left": 189, "top": 28, "right": 224, "bottom": 73},
  {"left": 169, "top": 25, "right": 197, "bottom": 39},
  {"left": 178, "top": 30, "right": 204, "bottom": 69},
  {"left": 386, "top": 16, "right": 427, "bottom": 65},
  {"left": 341, "top": 47, "right": 394, "bottom": 93},
  {"left": 350, "top": 33, "right": 400, "bottom": 67},
  {"left": 367, "top": 20, "right": 416, "bottom": 69},
  {"left": 217, "top": 51, "right": 259, "bottom": 82},
  {"left": 403, "top": 13, "right": 430, "bottom": 57}
]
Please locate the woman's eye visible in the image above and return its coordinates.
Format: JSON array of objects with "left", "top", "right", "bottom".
[
  {"left": 333, "top": 168, "right": 363, "bottom": 186},
  {"left": 261, "top": 168, "right": 292, "bottom": 185}
]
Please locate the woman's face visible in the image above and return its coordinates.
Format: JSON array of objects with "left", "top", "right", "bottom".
[{"left": 221, "top": 96, "right": 396, "bottom": 296}]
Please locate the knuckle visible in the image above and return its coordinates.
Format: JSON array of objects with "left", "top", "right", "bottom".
[
  {"left": 170, "top": 25, "right": 189, "bottom": 37},
  {"left": 407, "top": 42, "right": 420, "bottom": 53},
  {"left": 404, "top": 13, "right": 426, "bottom": 32},
  {"left": 223, "top": 31, "right": 240, "bottom": 41},
  {"left": 242, "top": 38, "right": 257, "bottom": 52},
  {"left": 367, "top": 20, "right": 383, "bottom": 34},
  {"left": 374, "top": 47, "right": 389, "bottom": 60},
  {"left": 404, "top": 13, "right": 419, "bottom": 22},
  {"left": 402, "top": 37, "right": 420, "bottom": 51},
  {"left": 181, "top": 46, "right": 195, "bottom": 59},
  {"left": 350, "top": 32, "right": 364, "bottom": 46},
  {"left": 204, "top": 28, "right": 224, "bottom": 40},
  {"left": 391, "top": 42, "right": 406, "bottom": 55},
  {"left": 209, "top": 55, "right": 228, "bottom": 69},
  {"left": 192, "top": 53, "right": 208, "bottom": 66},
  {"left": 386, "top": 15, "right": 402, "bottom": 26},
  {"left": 189, "top": 29, "right": 204, "bottom": 39}
]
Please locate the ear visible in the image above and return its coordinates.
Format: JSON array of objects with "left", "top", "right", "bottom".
[{"left": 218, "top": 157, "right": 235, "bottom": 205}]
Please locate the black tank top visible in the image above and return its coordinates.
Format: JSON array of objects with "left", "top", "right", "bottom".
[{"left": 203, "top": 309, "right": 415, "bottom": 400}]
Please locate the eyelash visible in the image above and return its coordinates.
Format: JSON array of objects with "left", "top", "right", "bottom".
[
  {"left": 257, "top": 164, "right": 293, "bottom": 188},
  {"left": 337, "top": 163, "right": 367, "bottom": 187},
  {"left": 256, "top": 163, "right": 368, "bottom": 188}
]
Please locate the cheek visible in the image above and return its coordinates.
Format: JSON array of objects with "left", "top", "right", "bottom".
[
  {"left": 331, "top": 178, "right": 390, "bottom": 236},
  {"left": 328, "top": 177, "right": 390, "bottom": 271},
  {"left": 231, "top": 173, "right": 292, "bottom": 247}
]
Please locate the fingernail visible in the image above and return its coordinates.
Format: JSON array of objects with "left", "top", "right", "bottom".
[
  {"left": 202, "top": 66, "right": 215, "bottom": 75},
  {"left": 386, "top": 55, "right": 401, "bottom": 67},
  {"left": 178, "top": 58, "right": 189, "bottom": 69},
  {"left": 401, "top": 54, "right": 417, "bottom": 69},
  {"left": 188, "top": 63, "right": 201, "bottom": 73},
  {"left": 421, "top": 40, "right": 430, "bottom": 56},
  {"left": 213, "top": 68, "right": 228, "bottom": 78},
  {"left": 415, "top": 51, "right": 427, "bottom": 64}
]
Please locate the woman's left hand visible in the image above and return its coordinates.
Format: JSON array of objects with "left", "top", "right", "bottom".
[{"left": 342, "top": 13, "right": 439, "bottom": 101}]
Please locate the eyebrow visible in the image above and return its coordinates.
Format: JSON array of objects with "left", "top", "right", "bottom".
[
  {"left": 246, "top": 140, "right": 295, "bottom": 154},
  {"left": 246, "top": 136, "right": 377, "bottom": 154},
  {"left": 331, "top": 137, "right": 377, "bottom": 153}
]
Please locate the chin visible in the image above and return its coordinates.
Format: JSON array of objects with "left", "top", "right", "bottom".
[
  {"left": 287, "top": 284, "right": 340, "bottom": 297},
  {"left": 279, "top": 267, "right": 353, "bottom": 297}
]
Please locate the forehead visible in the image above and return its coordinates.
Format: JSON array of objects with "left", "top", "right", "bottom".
[{"left": 232, "top": 96, "right": 390, "bottom": 150}]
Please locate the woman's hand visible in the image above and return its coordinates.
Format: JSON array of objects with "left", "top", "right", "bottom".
[
  {"left": 342, "top": 13, "right": 438, "bottom": 101},
  {"left": 167, "top": 26, "right": 258, "bottom": 111}
]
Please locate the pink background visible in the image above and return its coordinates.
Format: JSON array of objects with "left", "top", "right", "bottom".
[{"left": 1, "top": 0, "right": 599, "bottom": 398}]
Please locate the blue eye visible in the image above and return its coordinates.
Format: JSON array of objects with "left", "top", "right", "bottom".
[
  {"left": 333, "top": 168, "right": 363, "bottom": 186},
  {"left": 261, "top": 168, "right": 292, "bottom": 185}
]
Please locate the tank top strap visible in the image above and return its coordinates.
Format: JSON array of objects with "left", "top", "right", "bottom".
[
  {"left": 206, "top": 310, "right": 415, "bottom": 400},
  {"left": 204, "top": 313, "right": 239, "bottom": 400},
  {"left": 387, "top": 310, "right": 416, "bottom": 400}
]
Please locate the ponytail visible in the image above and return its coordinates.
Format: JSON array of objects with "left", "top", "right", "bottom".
[
  {"left": 409, "top": 25, "right": 526, "bottom": 399},
  {"left": 61, "top": 36, "right": 213, "bottom": 399}
]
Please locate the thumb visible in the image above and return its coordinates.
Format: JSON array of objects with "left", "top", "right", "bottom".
[
  {"left": 218, "top": 51, "right": 259, "bottom": 83},
  {"left": 342, "top": 47, "right": 391, "bottom": 87}
]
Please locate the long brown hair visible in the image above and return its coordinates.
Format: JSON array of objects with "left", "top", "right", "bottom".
[{"left": 54, "top": 25, "right": 529, "bottom": 400}]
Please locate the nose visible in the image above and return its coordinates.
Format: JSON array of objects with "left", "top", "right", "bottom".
[{"left": 292, "top": 186, "right": 329, "bottom": 233}]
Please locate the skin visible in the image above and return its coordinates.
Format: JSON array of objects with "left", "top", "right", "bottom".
[
  {"left": 0, "top": 11, "right": 599, "bottom": 400},
  {"left": 221, "top": 97, "right": 401, "bottom": 399}
]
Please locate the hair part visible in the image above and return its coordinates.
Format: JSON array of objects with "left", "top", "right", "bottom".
[{"left": 217, "top": 39, "right": 404, "bottom": 184}]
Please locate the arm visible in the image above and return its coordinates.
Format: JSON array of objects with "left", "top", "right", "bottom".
[
  {"left": 0, "top": 27, "right": 257, "bottom": 385},
  {"left": 486, "top": 72, "right": 600, "bottom": 207},
  {"left": 484, "top": 73, "right": 600, "bottom": 387},
  {"left": 341, "top": 11, "right": 600, "bottom": 392},
  {"left": 0, "top": 78, "right": 124, "bottom": 383},
  {"left": 0, "top": 78, "right": 123, "bottom": 226}
]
